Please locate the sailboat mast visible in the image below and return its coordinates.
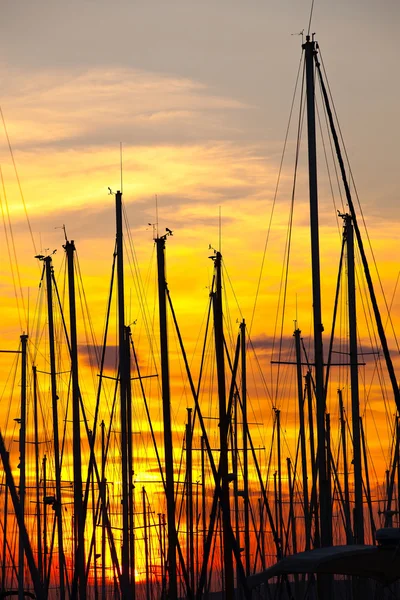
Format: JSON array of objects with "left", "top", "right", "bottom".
[
  {"left": 155, "top": 234, "right": 178, "bottom": 599},
  {"left": 115, "top": 190, "right": 131, "bottom": 598},
  {"left": 294, "top": 329, "right": 310, "bottom": 549},
  {"left": 65, "top": 240, "right": 86, "bottom": 599},
  {"left": 212, "top": 251, "right": 234, "bottom": 597},
  {"left": 18, "top": 333, "right": 28, "bottom": 600},
  {"left": 303, "top": 36, "right": 332, "bottom": 547},
  {"left": 240, "top": 320, "right": 250, "bottom": 576},
  {"left": 44, "top": 255, "right": 65, "bottom": 600},
  {"left": 186, "top": 408, "right": 194, "bottom": 591},
  {"left": 33, "top": 366, "right": 43, "bottom": 582},
  {"left": 338, "top": 389, "right": 353, "bottom": 544},
  {"left": 100, "top": 420, "right": 106, "bottom": 600},
  {"left": 344, "top": 216, "right": 364, "bottom": 544}
]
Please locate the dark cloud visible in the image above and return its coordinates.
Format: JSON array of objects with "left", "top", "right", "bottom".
[{"left": 78, "top": 344, "right": 118, "bottom": 372}]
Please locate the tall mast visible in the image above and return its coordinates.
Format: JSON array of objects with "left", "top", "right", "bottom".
[
  {"left": 240, "top": 320, "right": 250, "bottom": 576},
  {"left": 19, "top": 333, "right": 28, "bottom": 600},
  {"left": 186, "top": 408, "right": 194, "bottom": 591},
  {"left": 303, "top": 36, "right": 332, "bottom": 547},
  {"left": 33, "top": 366, "right": 43, "bottom": 582},
  {"left": 338, "top": 389, "right": 353, "bottom": 544},
  {"left": 44, "top": 255, "right": 65, "bottom": 600},
  {"left": 344, "top": 215, "right": 364, "bottom": 544},
  {"left": 42, "top": 454, "right": 48, "bottom": 595},
  {"left": 1, "top": 450, "right": 8, "bottom": 594},
  {"left": 64, "top": 240, "right": 86, "bottom": 599},
  {"left": 294, "top": 329, "right": 310, "bottom": 549},
  {"left": 125, "top": 326, "right": 135, "bottom": 599},
  {"left": 276, "top": 409, "right": 283, "bottom": 551},
  {"left": 212, "top": 251, "right": 234, "bottom": 597},
  {"left": 155, "top": 233, "right": 178, "bottom": 599},
  {"left": 100, "top": 420, "right": 106, "bottom": 600},
  {"left": 115, "top": 190, "right": 130, "bottom": 598}
]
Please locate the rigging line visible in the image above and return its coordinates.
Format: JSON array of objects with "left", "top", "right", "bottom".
[
  {"left": 318, "top": 48, "right": 399, "bottom": 354},
  {"left": 0, "top": 167, "right": 25, "bottom": 330},
  {"left": 0, "top": 187, "right": 22, "bottom": 331},
  {"left": 273, "top": 56, "right": 306, "bottom": 406},
  {"left": 315, "top": 53, "right": 400, "bottom": 426},
  {"left": 0, "top": 105, "right": 37, "bottom": 253},
  {"left": 315, "top": 85, "right": 342, "bottom": 237},
  {"left": 122, "top": 204, "right": 161, "bottom": 383},
  {"left": 248, "top": 48, "right": 304, "bottom": 341}
]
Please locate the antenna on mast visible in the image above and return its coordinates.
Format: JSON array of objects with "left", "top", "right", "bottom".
[
  {"left": 219, "top": 205, "right": 222, "bottom": 254},
  {"left": 120, "top": 142, "right": 123, "bottom": 194},
  {"left": 155, "top": 194, "right": 159, "bottom": 238},
  {"left": 307, "top": 0, "right": 315, "bottom": 36}
]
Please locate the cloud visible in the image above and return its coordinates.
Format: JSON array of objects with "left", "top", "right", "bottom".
[{"left": 1, "top": 66, "right": 248, "bottom": 151}]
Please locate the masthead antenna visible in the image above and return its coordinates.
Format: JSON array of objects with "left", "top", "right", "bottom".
[
  {"left": 155, "top": 194, "right": 159, "bottom": 238},
  {"left": 120, "top": 142, "right": 123, "bottom": 194},
  {"left": 219, "top": 205, "right": 222, "bottom": 254},
  {"left": 307, "top": 0, "right": 315, "bottom": 36},
  {"left": 55, "top": 224, "right": 67, "bottom": 242}
]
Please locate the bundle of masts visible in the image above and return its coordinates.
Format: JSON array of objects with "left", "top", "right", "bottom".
[{"left": 1, "top": 37, "right": 400, "bottom": 600}]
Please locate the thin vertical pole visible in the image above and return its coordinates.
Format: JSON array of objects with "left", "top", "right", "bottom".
[
  {"left": 294, "top": 329, "right": 310, "bottom": 550},
  {"left": 345, "top": 216, "right": 364, "bottom": 544},
  {"left": 101, "top": 421, "right": 106, "bottom": 600},
  {"left": 212, "top": 251, "right": 234, "bottom": 598},
  {"left": 338, "top": 389, "right": 353, "bottom": 544},
  {"left": 19, "top": 333, "right": 28, "bottom": 600},
  {"left": 43, "top": 455, "right": 48, "bottom": 595},
  {"left": 240, "top": 320, "right": 250, "bottom": 576},
  {"left": 232, "top": 393, "right": 240, "bottom": 592},
  {"left": 276, "top": 409, "right": 283, "bottom": 550},
  {"left": 186, "top": 408, "right": 194, "bottom": 591},
  {"left": 195, "top": 480, "right": 199, "bottom": 594},
  {"left": 92, "top": 463, "right": 98, "bottom": 600},
  {"left": 115, "top": 190, "right": 130, "bottom": 598},
  {"left": 33, "top": 366, "right": 43, "bottom": 583},
  {"left": 360, "top": 418, "right": 376, "bottom": 540},
  {"left": 2, "top": 452, "right": 9, "bottom": 593},
  {"left": 143, "top": 488, "right": 150, "bottom": 600},
  {"left": 306, "top": 371, "right": 319, "bottom": 547},
  {"left": 155, "top": 235, "right": 178, "bottom": 599},
  {"left": 258, "top": 499, "right": 266, "bottom": 570},
  {"left": 65, "top": 240, "right": 86, "bottom": 600},
  {"left": 273, "top": 472, "right": 279, "bottom": 556},
  {"left": 287, "top": 458, "right": 297, "bottom": 555},
  {"left": 201, "top": 436, "right": 206, "bottom": 555},
  {"left": 44, "top": 256, "right": 65, "bottom": 600},
  {"left": 125, "top": 327, "right": 135, "bottom": 599},
  {"left": 397, "top": 417, "right": 400, "bottom": 528},
  {"left": 325, "top": 413, "right": 332, "bottom": 537},
  {"left": 303, "top": 35, "right": 331, "bottom": 547}
]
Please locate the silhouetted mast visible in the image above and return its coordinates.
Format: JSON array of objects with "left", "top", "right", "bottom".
[
  {"left": 32, "top": 366, "right": 43, "bottom": 583},
  {"left": 294, "top": 328, "right": 310, "bottom": 550},
  {"left": 240, "top": 320, "right": 251, "bottom": 576},
  {"left": 303, "top": 35, "right": 332, "bottom": 547},
  {"left": 115, "top": 190, "right": 130, "bottom": 599},
  {"left": 65, "top": 240, "right": 86, "bottom": 600},
  {"left": 344, "top": 215, "right": 364, "bottom": 544},
  {"left": 44, "top": 255, "right": 65, "bottom": 600},
  {"left": 338, "top": 389, "right": 353, "bottom": 544},
  {"left": 18, "top": 333, "right": 28, "bottom": 600},
  {"left": 212, "top": 251, "right": 234, "bottom": 597},
  {"left": 155, "top": 232, "right": 178, "bottom": 599}
]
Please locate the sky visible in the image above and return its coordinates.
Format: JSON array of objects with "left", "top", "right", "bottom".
[{"left": 0, "top": 0, "right": 400, "bottom": 565}]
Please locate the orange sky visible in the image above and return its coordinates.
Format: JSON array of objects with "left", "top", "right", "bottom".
[{"left": 0, "top": 1, "right": 400, "bottom": 587}]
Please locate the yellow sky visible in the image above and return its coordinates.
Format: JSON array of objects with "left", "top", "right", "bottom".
[{"left": 1, "top": 5, "right": 400, "bottom": 579}]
